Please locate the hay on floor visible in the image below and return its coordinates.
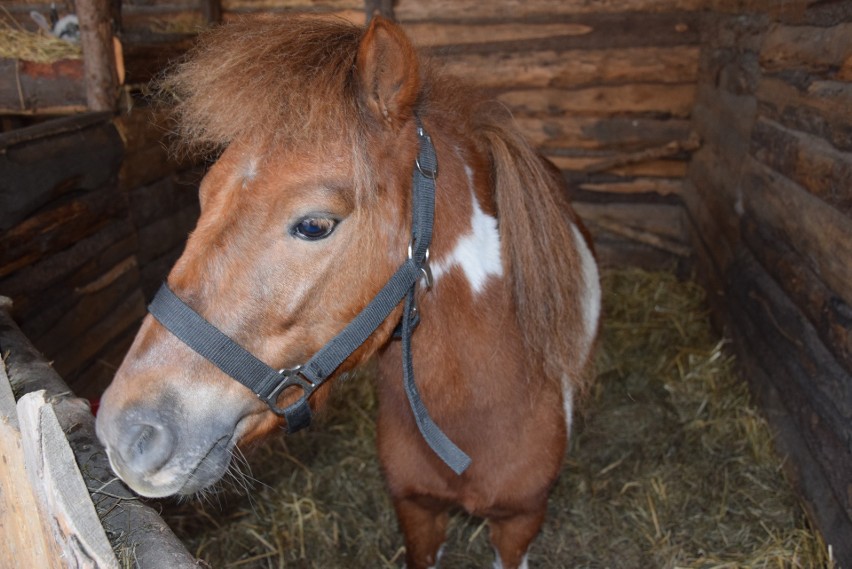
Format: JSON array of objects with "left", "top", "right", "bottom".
[{"left": 161, "top": 269, "right": 831, "bottom": 568}]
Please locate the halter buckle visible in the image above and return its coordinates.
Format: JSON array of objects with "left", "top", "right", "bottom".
[
  {"left": 262, "top": 365, "right": 316, "bottom": 416},
  {"left": 407, "top": 241, "right": 434, "bottom": 289}
]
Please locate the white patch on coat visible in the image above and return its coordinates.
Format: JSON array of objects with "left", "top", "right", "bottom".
[
  {"left": 562, "top": 377, "right": 574, "bottom": 438},
  {"left": 431, "top": 167, "right": 502, "bottom": 293},
  {"left": 571, "top": 223, "right": 601, "bottom": 362}
]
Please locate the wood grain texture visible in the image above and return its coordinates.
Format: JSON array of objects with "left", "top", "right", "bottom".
[
  {"left": 0, "top": 363, "right": 63, "bottom": 569},
  {"left": 741, "top": 157, "right": 852, "bottom": 309},
  {"left": 750, "top": 117, "right": 852, "bottom": 217},
  {"left": 396, "top": 0, "right": 709, "bottom": 19},
  {"left": 0, "top": 112, "right": 123, "bottom": 231},
  {"left": 0, "top": 59, "right": 86, "bottom": 115},
  {"left": 498, "top": 83, "right": 696, "bottom": 117},
  {"left": 435, "top": 46, "right": 699, "bottom": 90}
]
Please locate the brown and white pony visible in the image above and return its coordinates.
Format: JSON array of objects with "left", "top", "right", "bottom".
[{"left": 96, "top": 16, "right": 600, "bottom": 569}]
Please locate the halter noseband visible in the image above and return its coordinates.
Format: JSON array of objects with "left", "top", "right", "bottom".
[{"left": 148, "top": 118, "right": 471, "bottom": 475}]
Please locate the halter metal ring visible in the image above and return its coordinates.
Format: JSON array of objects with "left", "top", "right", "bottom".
[
  {"left": 407, "top": 241, "right": 434, "bottom": 289},
  {"left": 263, "top": 365, "right": 316, "bottom": 415}
]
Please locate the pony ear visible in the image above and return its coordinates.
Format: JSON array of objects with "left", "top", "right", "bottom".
[{"left": 356, "top": 16, "right": 420, "bottom": 129}]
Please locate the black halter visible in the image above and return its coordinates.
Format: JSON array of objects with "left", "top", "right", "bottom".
[{"left": 148, "top": 118, "right": 471, "bottom": 475}]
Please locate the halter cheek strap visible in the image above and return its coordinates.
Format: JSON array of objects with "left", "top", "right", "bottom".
[{"left": 148, "top": 118, "right": 471, "bottom": 476}]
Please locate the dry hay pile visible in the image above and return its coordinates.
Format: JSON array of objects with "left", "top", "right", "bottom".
[
  {"left": 161, "top": 269, "right": 831, "bottom": 568},
  {"left": 0, "top": 16, "right": 81, "bottom": 63}
]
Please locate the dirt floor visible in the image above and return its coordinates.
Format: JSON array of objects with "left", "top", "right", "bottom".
[{"left": 161, "top": 269, "right": 831, "bottom": 568}]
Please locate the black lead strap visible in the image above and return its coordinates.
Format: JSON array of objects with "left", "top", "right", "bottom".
[{"left": 148, "top": 117, "right": 471, "bottom": 475}]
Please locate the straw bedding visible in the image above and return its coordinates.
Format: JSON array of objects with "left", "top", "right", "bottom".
[
  {"left": 160, "top": 269, "right": 831, "bottom": 568},
  {"left": 0, "top": 18, "right": 81, "bottom": 63}
]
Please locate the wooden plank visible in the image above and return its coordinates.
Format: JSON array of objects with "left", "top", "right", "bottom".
[
  {"left": 577, "top": 177, "right": 683, "bottom": 197},
  {"left": 515, "top": 116, "right": 693, "bottom": 151},
  {"left": 414, "top": 13, "right": 699, "bottom": 54},
  {"left": 395, "top": 0, "right": 708, "bottom": 19},
  {"left": 498, "top": 83, "right": 695, "bottom": 118},
  {"left": 742, "top": 216, "right": 852, "bottom": 375},
  {"left": 18, "top": 391, "right": 120, "bottom": 568},
  {"left": 759, "top": 22, "right": 852, "bottom": 75},
  {"left": 32, "top": 256, "right": 140, "bottom": 352},
  {"left": 434, "top": 46, "right": 699, "bottom": 90},
  {"left": 0, "top": 187, "right": 128, "bottom": 280},
  {"left": 0, "top": 58, "right": 86, "bottom": 115},
  {"left": 0, "top": 361, "right": 64, "bottom": 569},
  {"left": 756, "top": 76, "right": 852, "bottom": 152},
  {"left": 573, "top": 201, "right": 687, "bottom": 246},
  {"left": 135, "top": 204, "right": 199, "bottom": 266},
  {"left": 0, "top": 225, "right": 137, "bottom": 330},
  {"left": 750, "top": 116, "right": 852, "bottom": 217},
  {"left": 220, "top": 9, "right": 365, "bottom": 24},
  {"left": 51, "top": 288, "right": 146, "bottom": 379},
  {"left": 549, "top": 155, "right": 688, "bottom": 178},
  {"left": 129, "top": 174, "right": 200, "bottom": 229},
  {"left": 404, "top": 21, "right": 593, "bottom": 47},
  {"left": 742, "top": 157, "right": 852, "bottom": 309},
  {"left": 724, "top": 250, "right": 852, "bottom": 561},
  {"left": 222, "top": 0, "right": 360, "bottom": 11},
  {"left": 0, "top": 112, "right": 123, "bottom": 231}
]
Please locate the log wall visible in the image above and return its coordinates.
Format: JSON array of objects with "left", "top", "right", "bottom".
[
  {"left": 0, "top": 109, "right": 200, "bottom": 397},
  {"left": 395, "top": 0, "right": 702, "bottom": 269},
  {"left": 683, "top": 3, "right": 852, "bottom": 562}
]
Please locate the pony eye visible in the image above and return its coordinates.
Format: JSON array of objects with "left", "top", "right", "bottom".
[{"left": 292, "top": 217, "right": 338, "bottom": 241}]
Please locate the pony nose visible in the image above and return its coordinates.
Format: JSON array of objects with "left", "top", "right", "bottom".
[{"left": 116, "top": 418, "right": 176, "bottom": 475}]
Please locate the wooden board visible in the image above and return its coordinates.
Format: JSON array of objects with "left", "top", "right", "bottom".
[
  {"left": 498, "top": 83, "right": 695, "bottom": 118},
  {"left": 741, "top": 157, "right": 852, "bottom": 309},
  {"left": 395, "top": 0, "right": 710, "bottom": 19},
  {"left": 0, "top": 361, "right": 64, "bottom": 569},
  {"left": 0, "top": 112, "right": 122, "bottom": 231},
  {"left": 17, "top": 391, "right": 120, "bottom": 568},
  {"left": 411, "top": 13, "right": 699, "bottom": 54},
  {"left": 725, "top": 250, "right": 852, "bottom": 561},
  {"left": 0, "top": 58, "right": 86, "bottom": 115},
  {"left": 750, "top": 116, "right": 852, "bottom": 218},
  {"left": 434, "top": 46, "right": 699, "bottom": 90}
]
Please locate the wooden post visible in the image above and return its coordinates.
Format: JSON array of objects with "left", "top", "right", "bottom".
[
  {"left": 365, "top": 0, "right": 395, "bottom": 21},
  {"left": 201, "top": 0, "right": 222, "bottom": 25},
  {"left": 77, "top": 0, "right": 118, "bottom": 112}
]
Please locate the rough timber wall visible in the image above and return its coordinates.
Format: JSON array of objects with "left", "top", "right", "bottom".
[
  {"left": 396, "top": 0, "right": 703, "bottom": 269},
  {"left": 683, "top": 2, "right": 852, "bottom": 561}
]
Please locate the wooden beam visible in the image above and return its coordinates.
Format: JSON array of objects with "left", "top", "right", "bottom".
[{"left": 77, "top": 0, "right": 119, "bottom": 111}]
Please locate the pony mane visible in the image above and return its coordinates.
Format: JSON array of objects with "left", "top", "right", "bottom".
[
  {"left": 473, "top": 108, "right": 592, "bottom": 394},
  {"left": 158, "top": 16, "right": 364, "bottom": 155}
]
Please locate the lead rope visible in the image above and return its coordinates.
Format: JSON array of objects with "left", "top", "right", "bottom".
[{"left": 148, "top": 117, "right": 471, "bottom": 475}]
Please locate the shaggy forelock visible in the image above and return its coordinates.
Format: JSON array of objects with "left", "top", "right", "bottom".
[{"left": 158, "top": 16, "right": 365, "bottom": 156}]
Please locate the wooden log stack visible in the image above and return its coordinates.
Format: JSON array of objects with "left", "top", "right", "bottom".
[{"left": 683, "top": 2, "right": 852, "bottom": 562}]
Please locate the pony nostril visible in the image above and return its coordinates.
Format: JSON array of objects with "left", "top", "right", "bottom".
[{"left": 120, "top": 421, "right": 176, "bottom": 475}]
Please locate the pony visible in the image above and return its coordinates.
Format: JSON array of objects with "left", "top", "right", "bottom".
[{"left": 96, "top": 15, "right": 601, "bottom": 569}]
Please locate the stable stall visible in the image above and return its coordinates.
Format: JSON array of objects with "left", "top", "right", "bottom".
[{"left": 0, "top": 0, "right": 850, "bottom": 566}]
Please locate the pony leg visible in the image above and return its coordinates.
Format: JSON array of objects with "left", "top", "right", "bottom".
[
  {"left": 394, "top": 497, "right": 449, "bottom": 569},
  {"left": 488, "top": 510, "right": 546, "bottom": 569}
]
